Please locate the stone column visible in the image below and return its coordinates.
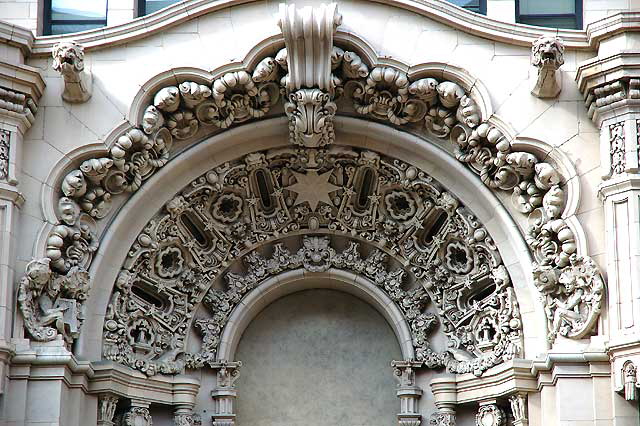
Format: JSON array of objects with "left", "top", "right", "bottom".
[
  {"left": 391, "top": 360, "right": 423, "bottom": 426},
  {"left": 0, "top": 42, "right": 44, "bottom": 395},
  {"left": 210, "top": 360, "right": 241, "bottom": 426},
  {"left": 576, "top": 13, "right": 640, "bottom": 423},
  {"left": 173, "top": 405, "right": 201, "bottom": 426}
]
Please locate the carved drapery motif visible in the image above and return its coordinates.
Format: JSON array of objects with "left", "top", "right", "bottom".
[
  {"left": 0, "top": 129, "right": 8, "bottom": 180},
  {"left": 101, "top": 146, "right": 522, "bottom": 376}
]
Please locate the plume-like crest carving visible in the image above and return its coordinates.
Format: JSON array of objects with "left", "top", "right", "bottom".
[{"left": 19, "top": 3, "right": 602, "bottom": 355}]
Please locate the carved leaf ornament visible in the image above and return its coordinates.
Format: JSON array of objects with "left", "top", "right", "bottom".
[{"left": 19, "top": 23, "right": 602, "bottom": 374}]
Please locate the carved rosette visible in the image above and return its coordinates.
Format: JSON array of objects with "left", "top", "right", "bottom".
[{"left": 101, "top": 146, "right": 523, "bottom": 376}]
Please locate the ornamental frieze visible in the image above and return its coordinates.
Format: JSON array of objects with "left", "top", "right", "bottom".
[{"left": 102, "top": 146, "right": 522, "bottom": 376}]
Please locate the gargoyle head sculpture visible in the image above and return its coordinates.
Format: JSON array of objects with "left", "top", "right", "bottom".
[{"left": 531, "top": 36, "right": 565, "bottom": 69}]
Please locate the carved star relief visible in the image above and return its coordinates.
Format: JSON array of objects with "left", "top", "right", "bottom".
[{"left": 286, "top": 170, "right": 340, "bottom": 211}]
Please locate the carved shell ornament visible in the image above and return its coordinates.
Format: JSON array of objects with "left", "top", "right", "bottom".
[{"left": 21, "top": 8, "right": 602, "bottom": 371}]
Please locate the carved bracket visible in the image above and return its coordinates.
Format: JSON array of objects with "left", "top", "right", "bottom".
[
  {"left": 52, "top": 41, "right": 92, "bottom": 103},
  {"left": 530, "top": 36, "right": 564, "bottom": 99}
]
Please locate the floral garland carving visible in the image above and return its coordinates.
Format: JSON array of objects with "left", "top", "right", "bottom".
[
  {"left": 19, "top": 40, "right": 602, "bottom": 349},
  {"left": 101, "top": 146, "right": 522, "bottom": 376}
]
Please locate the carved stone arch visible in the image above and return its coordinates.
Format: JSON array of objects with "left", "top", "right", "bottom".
[
  {"left": 19, "top": 3, "right": 603, "bottom": 373},
  {"left": 70, "top": 117, "right": 534, "bottom": 367},
  {"left": 214, "top": 264, "right": 417, "bottom": 362}
]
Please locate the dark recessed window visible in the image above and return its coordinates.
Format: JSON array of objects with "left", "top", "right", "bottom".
[
  {"left": 138, "top": 0, "right": 182, "bottom": 16},
  {"left": 516, "top": 0, "right": 582, "bottom": 29},
  {"left": 447, "top": 0, "right": 487, "bottom": 15},
  {"left": 43, "top": 0, "right": 108, "bottom": 35}
]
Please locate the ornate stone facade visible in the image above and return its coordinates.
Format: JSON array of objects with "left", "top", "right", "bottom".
[{"left": 1, "top": 0, "right": 638, "bottom": 424}]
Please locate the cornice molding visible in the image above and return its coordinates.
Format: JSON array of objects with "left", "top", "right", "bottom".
[
  {"left": 27, "top": 0, "right": 592, "bottom": 56},
  {"left": 0, "top": 20, "right": 34, "bottom": 55}
]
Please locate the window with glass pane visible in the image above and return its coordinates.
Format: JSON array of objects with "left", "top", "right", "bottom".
[
  {"left": 44, "top": 0, "right": 108, "bottom": 35},
  {"left": 447, "top": 0, "right": 487, "bottom": 14},
  {"left": 516, "top": 0, "right": 582, "bottom": 29},
  {"left": 138, "top": 0, "right": 182, "bottom": 16}
]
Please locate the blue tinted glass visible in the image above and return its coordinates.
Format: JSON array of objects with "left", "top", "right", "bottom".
[
  {"left": 519, "top": 16, "right": 578, "bottom": 30},
  {"left": 519, "top": 0, "right": 574, "bottom": 15},
  {"left": 447, "top": 0, "right": 482, "bottom": 13},
  {"left": 50, "top": 23, "right": 105, "bottom": 35},
  {"left": 51, "top": 0, "right": 107, "bottom": 20},
  {"left": 145, "top": 0, "right": 181, "bottom": 15}
]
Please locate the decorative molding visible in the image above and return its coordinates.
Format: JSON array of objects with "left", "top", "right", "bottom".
[
  {"left": 530, "top": 36, "right": 564, "bottom": 99},
  {"left": 19, "top": 4, "right": 603, "bottom": 352},
  {"left": 52, "top": 41, "right": 92, "bottom": 103},
  {"left": 101, "top": 146, "right": 523, "bottom": 376},
  {"left": 392, "top": 360, "right": 423, "bottom": 426},
  {"left": 0, "top": 130, "right": 9, "bottom": 181},
  {"left": 609, "top": 121, "right": 626, "bottom": 175},
  {"left": 430, "top": 411, "right": 456, "bottom": 426},
  {"left": 28, "top": 0, "right": 594, "bottom": 57},
  {"left": 211, "top": 360, "right": 241, "bottom": 426},
  {"left": 0, "top": 86, "right": 38, "bottom": 131}
]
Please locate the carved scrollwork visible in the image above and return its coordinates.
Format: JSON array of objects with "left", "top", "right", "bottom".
[
  {"left": 102, "top": 146, "right": 522, "bottom": 376},
  {"left": 18, "top": 258, "right": 90, "bottom": 344}
]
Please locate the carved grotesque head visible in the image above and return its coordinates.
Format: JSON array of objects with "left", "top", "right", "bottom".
[
  {"left": 25, "top": 258, "right": 52, "bottom": 288},
  {"left": 58, "top": 197, "right": 81, "bottom": 226},
  {"left": 52, "top": 41, "right": 85, "bottom": 75},
  {"left": 532, "top": 36, "right": 565, "bottom": 69},
  {"left": 61, "top": 169, "right": 87, "bottom": 198}
]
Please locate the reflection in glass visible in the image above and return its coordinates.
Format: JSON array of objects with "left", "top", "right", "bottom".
[
  {"left": 51, "top": 23, "right": 106, "bottom": 35},
  {"left": 143, "top": 0, "right": 181, "bottom": 15},
  {"left": 447, "top": 0, "right": 483, "bottom": 14},
  {"left": 51, "top": 0, "right": 107, "bottom": 21},
  {"left": 518, "top": 0, "right": 575, "bottom": 15}
]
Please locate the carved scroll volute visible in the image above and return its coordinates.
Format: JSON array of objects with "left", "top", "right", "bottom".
[{"left": 278, "top": 2, "right": 342, "bottom": 92}]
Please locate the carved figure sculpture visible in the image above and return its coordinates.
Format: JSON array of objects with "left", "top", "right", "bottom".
[
  {"left": 18, "top": 258, "right": 90, "bottom": 344},
  {"left": 52, "top": 41, "right": 92, "bottom": 103},
  {"left": 531, "top": 36, "right": 565, "bottom": 98}
]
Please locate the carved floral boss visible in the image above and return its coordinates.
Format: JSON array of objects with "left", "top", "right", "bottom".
[{"left": 19, "top": 41, "right": 602, "bottom": 363}]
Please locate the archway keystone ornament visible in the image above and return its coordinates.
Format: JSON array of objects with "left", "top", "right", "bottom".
[{"left": 19, "top": 2, "right": 602, "bottom": 373}]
